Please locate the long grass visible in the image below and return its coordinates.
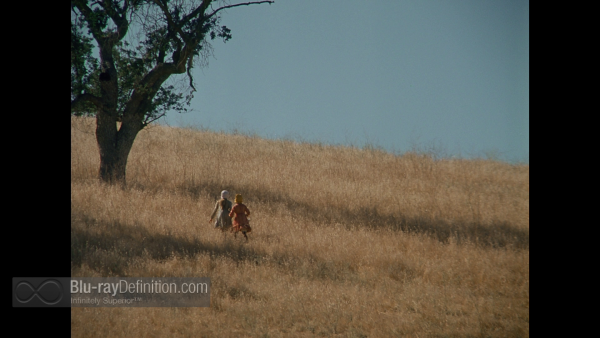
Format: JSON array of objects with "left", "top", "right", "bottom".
[{"left": 71, "top": 116, "right": 529, "bottom": 337}]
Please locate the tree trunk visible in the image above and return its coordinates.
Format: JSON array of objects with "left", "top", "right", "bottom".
[
  {"left": 98, "top": 147, "right": 128, "bottom": 185},
  {"left": 96, "top": 110, "right": 142, "bottom": 186}
]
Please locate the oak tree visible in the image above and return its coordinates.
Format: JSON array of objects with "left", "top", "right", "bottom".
[{"left": 71, "top": 0, "right": 273, "bottom": 185}]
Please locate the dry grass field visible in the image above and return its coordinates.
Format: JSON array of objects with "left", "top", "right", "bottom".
[{"left": 71, "top": 116, "right": 529, "bottom": 337}]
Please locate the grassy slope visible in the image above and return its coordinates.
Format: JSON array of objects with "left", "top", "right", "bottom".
[{"left": 71, "top": 117, "right": 529, "bottom": 337}]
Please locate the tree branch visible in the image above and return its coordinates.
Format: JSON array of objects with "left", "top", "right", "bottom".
[
  {"left": 174, "top": 0, "right": 214, "bottom": 71},
  {"left": 187, "top": 56, "right": 196, "bottom": 92},
  {"left": 102, "top": 0, "right": 129, "bottom": 41},
  {"left": 153, "top": 0, "right": 189, "bottom": 43},
  {"left": 72, "top": 0, "right": 105, "bottom": 44},
  {"left": 180, "top": 0, "right": 214, "bottom": 26},
  {"left": 143, "top": 111, "right": 168, "bottom": 126},
  {"left": 122, "top": 0, "right": 129, "bottom": 15},
  {"left": 123, "top": 63, "right": 176, "bottom": 118},
  {"left": 73, "top": 0, "right": 129, "bottom": 49},
  {"left": 206, "top": 1, "right": 274, "bottom": 20},
  {"left": 71, "top": 93, "right": 104, "bottom": 111}
]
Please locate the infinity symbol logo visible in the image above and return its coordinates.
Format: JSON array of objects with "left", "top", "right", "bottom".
[{"left": 15, "top": 280, "right": 63, "bottom": 305}]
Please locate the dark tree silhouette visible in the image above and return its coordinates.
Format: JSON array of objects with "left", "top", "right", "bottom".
[{"left": 71, "top": 0, "right": 273, "bottom": 185}]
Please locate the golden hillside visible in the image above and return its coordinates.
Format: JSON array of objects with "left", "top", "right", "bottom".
[{"left": 71, "top": 116, "right": 529, "bottom": 337}]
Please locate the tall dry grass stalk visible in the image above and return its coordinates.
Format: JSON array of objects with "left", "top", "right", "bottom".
[{"left": 71, "top": 116, "right": 529, "bottom": 337}]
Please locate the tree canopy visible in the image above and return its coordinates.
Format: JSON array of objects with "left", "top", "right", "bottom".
[{"left": 71, "top": 0, "right": 273, "bottom": 184}]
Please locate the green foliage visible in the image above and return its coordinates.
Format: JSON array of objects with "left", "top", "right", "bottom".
[
  {"left": 146, "top": 85, "right": 187, "bottom": 124},
  {"left": 71, "top": 19, "right": 100, "bottom": 116},
  {"left": 71, "top": 0, "right": 239, "bottom": 123}
]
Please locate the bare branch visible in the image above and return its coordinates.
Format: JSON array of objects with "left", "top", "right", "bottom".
[
  {"left": 186, "top": 56, "right": 196, "bottom": 92},
  {"left": 206, "top": 1, "right": 274, "bottom": 20}
]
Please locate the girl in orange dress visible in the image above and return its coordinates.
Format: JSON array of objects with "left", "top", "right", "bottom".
[{"left": 229, "top": 194, "right": 251, "bottom": 241}]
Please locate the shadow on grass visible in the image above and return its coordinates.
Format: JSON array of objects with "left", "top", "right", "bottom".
[
  {"left": 72, "top": 210, "right": 271, "bottom": 276},
  {"left": 72, "top": 210, "right": 367, "bottom": 282},
  {"left": 174, "top": 180, "right": 529, "bottom": 250}
]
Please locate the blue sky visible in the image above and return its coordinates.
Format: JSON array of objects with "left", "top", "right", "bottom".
[{"left": 159, "top": 0, "right": 529, "bottom": 163}]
